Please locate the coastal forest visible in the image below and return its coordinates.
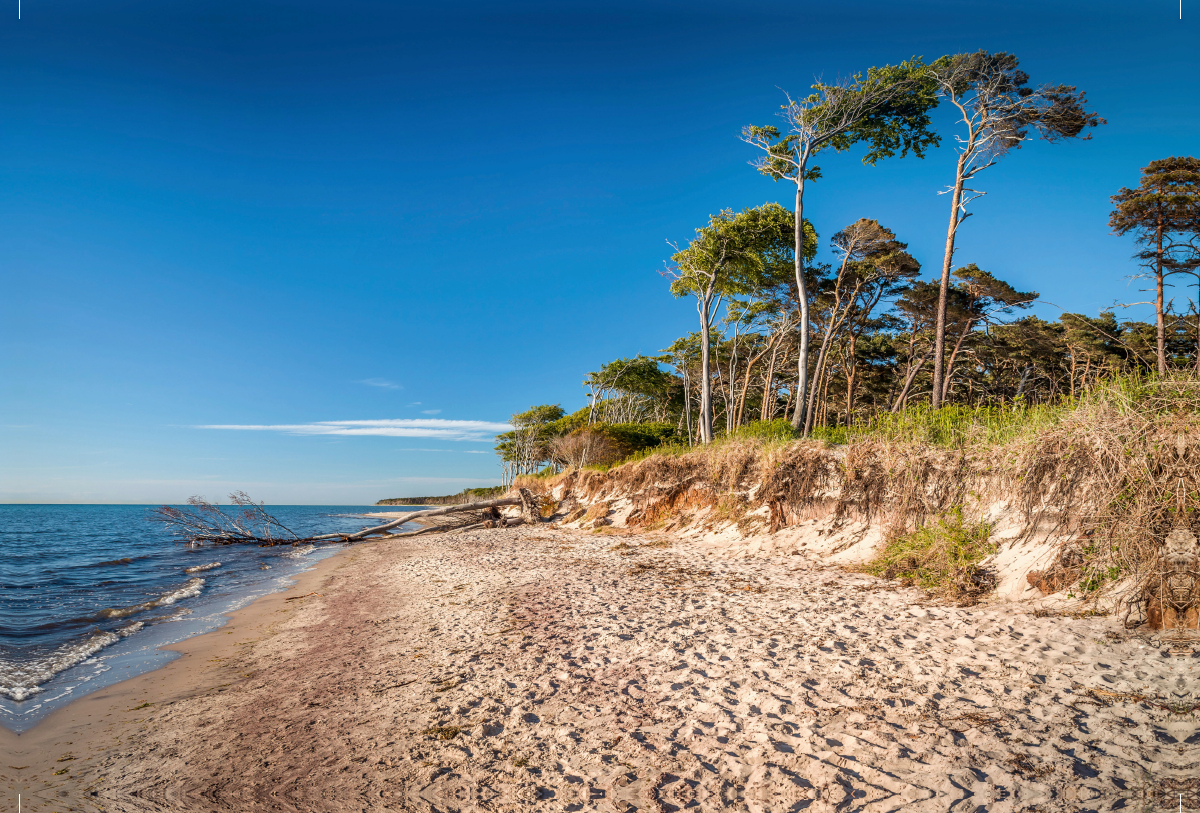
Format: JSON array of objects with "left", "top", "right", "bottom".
[{"left": 496, "top": 50, "right": 1200, "bottom": 482}]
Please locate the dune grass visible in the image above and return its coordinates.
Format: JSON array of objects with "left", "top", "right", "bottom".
[
  {"left": 861, "top": 507, "right": 997, "bottom": 600},
  {"left": 554, "top": 372, "right": 1175, "bottom": 479}
]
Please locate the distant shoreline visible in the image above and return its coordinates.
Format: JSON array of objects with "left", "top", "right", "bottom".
[{"left": 375, "top": 486, "right": 505, "bottom": 507}]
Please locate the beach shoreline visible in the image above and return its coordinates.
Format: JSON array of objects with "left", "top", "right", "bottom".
[
  {"left": 1, "top": 537, "right": 366, "bottom": 806},
  {"left": 1, "top": 523, "right": 1189, "bottom": 811}
]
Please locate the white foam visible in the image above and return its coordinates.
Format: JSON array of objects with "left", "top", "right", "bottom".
[
  {"left": 0, "top": 631, "right": 120, "bottom": 701},
  {"left": 0, "top": 578, "right": 208, "bottom": 702},
  {"left": 281, "top": 545, "right": 314, "bottom": 559},
  {"left": 156, "top": 577, "right": 206, "bottom": 606},
  {"left": 184, "top": 561, "right": 222, "bottom": 574},
  {"left": 96, "top": 577, "right": 206, "bottom": 619}
]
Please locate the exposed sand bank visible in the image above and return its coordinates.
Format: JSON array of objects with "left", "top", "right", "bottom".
[{"left": 2, "top": 523, "right": 1195, "bottom": 811}]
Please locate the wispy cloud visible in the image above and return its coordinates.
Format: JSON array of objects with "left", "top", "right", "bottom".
[
  {"left": 359, "top": 378, "right": 402, "bottom": 390},
  {"left": 421, "top": 409, "right": 442, "bottom": 415},
  {"left": 396, "top": 448, "right": 494, "bottom": 454},
  {"left": 197, "top": 418, "right": 511, "bottom": 441}
]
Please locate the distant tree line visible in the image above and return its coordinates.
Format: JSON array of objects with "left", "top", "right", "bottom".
[{"left": 495, "top": 50, "right": 1200, "bottom": 479}]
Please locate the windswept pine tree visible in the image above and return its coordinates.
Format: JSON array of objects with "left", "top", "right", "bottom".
[
  {"left": 1110, "top": 157, "right": 1200, "bottom": 373},
  {"left": 927, "top": 51, "right": 1103, "bottom": 405},
  {"left": 741, "top": 58, "right": 940, "bottom": 431}
]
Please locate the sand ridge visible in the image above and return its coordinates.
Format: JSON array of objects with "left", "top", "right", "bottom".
[{"left": 5, "top": 526, "right": 1197, "bottom": 811}]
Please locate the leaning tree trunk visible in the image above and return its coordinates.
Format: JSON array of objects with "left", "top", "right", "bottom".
[
  {"left": 844, "top": 333, "right": 859, "bottom": 419},
  {"left": 803, "top": 335, "right": 833, "bottom": 436},
  {"left": 698, "top": 296, "right": 714, "bottom": 444},
  {"left": 891, "top": 349, "right": 932, "bottom": 413},
  {"left": 932, "top": 154, "right": 967, "bottom": 409},
  {"left": 1156, "top": 219, "right": 1167, "bottom": 375},
  {"left": 761, "top": 340, "right": 780, "bottom": 422},
  {"left": 682, "top": 369, "right": 694, "bottom": 446},
  {"left": 734, "top": 336, "right": 777, "bottom": 427},
  {"left": 940, "top": 318, "right": 976, "bottom": 403},
  {"left": 804, "top": 302, "right": 856, "bottom": 435},
  {"left": 1015, "top": 365, "right": 1033, "bottom": 399}
]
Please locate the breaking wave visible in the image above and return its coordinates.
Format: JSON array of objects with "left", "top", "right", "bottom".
[
  {"left": 281, "top": 545, "right": 314, "bottom": 559},
  {"left": 95, "top": 578, "right": 206, "bottom": 620},
  {"left": 0, "top": 620, "right": 143, "bottom": 702},
  {"left": 0, "top": 580, "right": 207, "bottom": 702}
]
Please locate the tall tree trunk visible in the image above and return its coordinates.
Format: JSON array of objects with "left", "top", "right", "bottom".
[
  {"left": 805, "top": 299, "right": 858, "bottom": 434},
  {"left": 587, "top": 386, "right": 600, "bottom": 424},
  {"left": 1156, "top": 217, "right": 1166, "bottom": 375},
  {"left": 699, "top": 301, "right": 714, "bottom": 444},
  {"left": 804, "top": 336, "right": 835, "bottom": 436},
  {"left": 932, "top": 153, "right": 967, "bottom": 408},
  {"left": 791, "top": 170, "right": 811, "bottom": 431}
]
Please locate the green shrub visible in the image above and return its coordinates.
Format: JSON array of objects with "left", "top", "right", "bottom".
[
  {"left": 547, "top": 406, "right": 590, "bottom": 437},
  {"left": 808, "top": 424, "right": 849, "bottom": 444},
  {"left": 862, "top": 508, "right": 996, "bottom": 600},
  {"left": 598, "top": 422, "right": 680, "bottom": 453},
  {"left": 728, "top": 419, "right": 800, "bottom": 442},
  {"left": 461, "top": 486, "right": 506, "bottom": 500}
]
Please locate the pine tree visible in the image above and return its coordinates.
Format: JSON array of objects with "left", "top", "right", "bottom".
[{"left": 1110, "top": 157, "right": 1200, "bottom": 374}]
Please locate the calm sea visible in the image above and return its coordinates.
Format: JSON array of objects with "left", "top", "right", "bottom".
[{"left": 0, "top": 504, "right": 420, "bottom": 732}]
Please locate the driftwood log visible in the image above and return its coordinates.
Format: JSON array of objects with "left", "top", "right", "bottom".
[{"left": 151, "top": 489, "right": 544, "bottom": 546}]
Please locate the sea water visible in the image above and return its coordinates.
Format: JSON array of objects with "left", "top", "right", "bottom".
[{"left": 0, "top": 504, "right": 420, "bottom": 732}]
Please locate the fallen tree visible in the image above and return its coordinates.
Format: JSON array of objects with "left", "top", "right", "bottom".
[{"left": 150, "top": 490, "right": 542, "bottom": 546}]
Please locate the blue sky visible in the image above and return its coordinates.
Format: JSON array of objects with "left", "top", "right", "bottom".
[{"left": 2, "top": 0, "right": 1196, "bottom": 503}]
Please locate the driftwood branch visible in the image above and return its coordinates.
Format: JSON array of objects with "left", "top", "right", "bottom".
[
  {"left": 309, "top": 496, "right": 523, "bottom": 541},
  {"left": 370, "top": 518, "right": 520, "bottom": 541},
  {"left": 150, "top": 490, "right": 542, "bottom": 546},
  {"left": 149, "top": 492, "right": 304, "bottom": 546}
]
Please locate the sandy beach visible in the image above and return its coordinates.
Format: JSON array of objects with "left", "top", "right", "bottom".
[{"left": 1, "top": 521, "right": 1194, "bottom": 812}]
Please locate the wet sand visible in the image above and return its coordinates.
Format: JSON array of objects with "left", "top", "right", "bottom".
[
  {"left": 1, "top": 526, "right": 1195, "bottom": 811},
  {"left": 0, "top": 543, "right": 357, "bottom": 809}
]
